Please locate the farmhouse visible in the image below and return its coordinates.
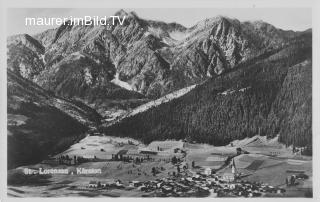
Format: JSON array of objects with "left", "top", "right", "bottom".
[
  {"left": 222, "top": 172, "right": 235, "bottom": 182},
  {"left": 204, "top": 168, "right": 213, "bottom": 175},
  {"left": 82, "top": 155, "right": 96, "bottom": 159},
  {"left": 88, "top": 181, "right": 98, "bottom": 188},
  {"left": 139, "top": 148, "right": 158, "bottom": 155}
]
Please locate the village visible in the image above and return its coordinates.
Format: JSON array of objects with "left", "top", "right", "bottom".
[
  {"left": 7, "top": 134, "right": 312, "bottom": 197},
  {"left": 78, "top": 159, "right": 291, "bottom": 197}
]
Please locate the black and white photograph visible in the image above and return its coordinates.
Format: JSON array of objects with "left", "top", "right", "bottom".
[{"left": 0, "top": 0, "right": 319, "bottom": 200}]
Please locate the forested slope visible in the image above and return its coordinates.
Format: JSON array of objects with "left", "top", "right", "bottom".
[
  {"left": 7, "top": 70, "right": 101, "bottom": 169},
  {"left": 102, "top": 33, "right": 312, "bottom": 149}
]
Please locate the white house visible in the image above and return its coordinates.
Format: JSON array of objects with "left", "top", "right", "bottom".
[
  {"left": 204, "top": 167, "right": 212, "bottom": 175},
  {"left": 88, "top": 181, "right": 98, "bottom": 188}
]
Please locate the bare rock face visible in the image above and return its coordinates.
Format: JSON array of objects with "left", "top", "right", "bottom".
[
  {"left": 8, "top": 10, "right": 301, "bottom": 104},
  {"left": 7, "top": 34, "right": 45, "bottom": 80}
]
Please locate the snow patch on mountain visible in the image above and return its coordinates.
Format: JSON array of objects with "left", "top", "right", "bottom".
[
  {"left": 103, "top": 109, "right": 127, "bottom": 122},
  {"left": 71, "top": 51, "right": 85, "bottom": 60},
  {"left": 169, "top": 31, "right": 188, "bottom": 41},
  {"left": 111, "top": 72, "right": 135, "bottom": 91},
  {"left": 106, "top": 84, "right": 197, "bottom": 126},
  {"left": 41, "top": 54, "right": 46, "bottom": 65},
  {"left": 84, "top": 68, "right": 93, "bottom": 85},
  {"left": 206, "top": 69, "right": 212, "bottom": 77},
  {"left": 19, "top": 64, "right": 30, "bottom": 78},
  {"left": 147, "top": 27, "right": 165, "bottom": 38},
  {"left": 146, "top": 27, "right": 186, "bottom": 46},
  {"left": 129, "top": 84, "right": 196, "bottom": 116}
]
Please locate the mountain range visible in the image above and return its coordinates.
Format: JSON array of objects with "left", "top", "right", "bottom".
[{"left": 7, "top": 9, "right": 312, "bottom": 168}]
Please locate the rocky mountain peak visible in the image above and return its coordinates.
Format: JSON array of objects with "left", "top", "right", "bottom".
[
  {"left": 7, "top": 11, "right": 308, "bottom": 103},
  {"left": 114, "top": 9, "right": 129, "bottom": 17},
  {"left": 8, "top": 33, "right": 45, "bottom": 54},
  {"left": 113, "top": 9, "right": 141, "bottom": 23}
]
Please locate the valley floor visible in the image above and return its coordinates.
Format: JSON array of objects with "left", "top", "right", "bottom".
[{"left": 7, "top": 135, "right": 312, "bottom": 197}]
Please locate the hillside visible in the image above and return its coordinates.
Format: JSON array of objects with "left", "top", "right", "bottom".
[
  {"left": 7, "top": 32, "right": 148, "bottom": 117},
  {"left": 7, "top": 70, "right": 102, "bottom": 169},
  {"left": 102, "top": 32, "right": 312, "bottom": 149}
]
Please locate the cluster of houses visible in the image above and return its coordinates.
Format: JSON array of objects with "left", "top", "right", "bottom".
[
  {"left": 110, "top": 147, "right": 185, "bottom": 165},
  {"left": 84, "top": 154, "right": 287, "bottom": 197},
  {"left": 83, "top": 149, "right": 292, "bottom": 197},
  {"left": 111, "top": 149, "right": 157, "bottom": 164},
  {"left": 42, "top": 154, "right": 98, "bottom": 166},
  {"left": 85, "top": 171, "right": 287, "bottom": 197},
  {"left": 88, "top": 179, "right": 124, "bottom": 189},
  {"left": 285, "top": 173, "right": 309, "bottom": 186}
]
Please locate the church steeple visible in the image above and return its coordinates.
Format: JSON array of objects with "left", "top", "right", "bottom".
[{"left": 231, "top": 158, "right": 237, "bottom": 174}]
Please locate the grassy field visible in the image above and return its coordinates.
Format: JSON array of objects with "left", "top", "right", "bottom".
[{"left": 7, "top": 135, "right": 312, "bottom": 197}]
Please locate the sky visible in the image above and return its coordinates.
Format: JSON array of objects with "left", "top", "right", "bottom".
[{"left": 7, "top": 8, "right": 312, "bottom": 36}]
